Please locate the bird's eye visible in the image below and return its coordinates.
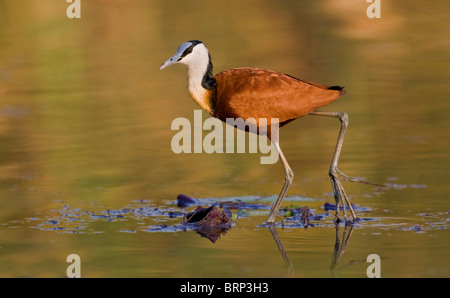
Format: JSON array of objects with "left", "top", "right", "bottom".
[{"left": 179, "top": 47, "right": 193, "bottom": 61}]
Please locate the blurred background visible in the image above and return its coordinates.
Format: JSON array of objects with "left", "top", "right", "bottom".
[{"left": 0, "top": 0, "right": 448, "bottom": 277}]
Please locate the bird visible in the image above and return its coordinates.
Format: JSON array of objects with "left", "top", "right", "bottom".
[{"left": 160, "top": 40, "right": 358, "bottom": 224}]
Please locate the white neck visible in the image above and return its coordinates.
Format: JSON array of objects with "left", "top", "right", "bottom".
[
  {"left": 181, "top": 44, "right": 213, "bottom": 114},
  {"left": 187, "top": 64, "right": 209, "bottom": 106}
]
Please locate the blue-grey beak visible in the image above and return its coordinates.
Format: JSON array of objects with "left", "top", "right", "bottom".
[
  {"left": 159, "top": 52, "right": 180, "bottom": 70},
  {"left": 159, "top": 41, "right": 195, "bottom": 70}
]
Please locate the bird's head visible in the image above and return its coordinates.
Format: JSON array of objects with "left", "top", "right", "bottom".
[
  {"left": 159, "top": 40, "right": 216, "bottom": 114},
  {"left": 159, "top": 40, "right": 209, "bottom": 71}
]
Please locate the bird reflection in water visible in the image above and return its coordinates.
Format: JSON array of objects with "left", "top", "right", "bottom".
[
  {"left": 268, "top": 225, "right": 295, "bottom": 276},
  {"left": 330, "top": 225, "right": 354, "bottom": 272},
  {"left": 267, "top": 225, "right": 355, "bottom": 277}
]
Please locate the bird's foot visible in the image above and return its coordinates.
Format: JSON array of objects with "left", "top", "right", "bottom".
[
  {"left": 335, "top": 168, "right": 386, "bottom": 188},
  {"left": 330, "top": 172, "right": 358, "bottom": 224}
]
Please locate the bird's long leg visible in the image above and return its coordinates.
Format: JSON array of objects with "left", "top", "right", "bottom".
[
  {"left": 308, "top": 111, "right": 357, "bottom": 223},
  {"left": 266, "top": 142, "right": 294, "bottom": 224}
]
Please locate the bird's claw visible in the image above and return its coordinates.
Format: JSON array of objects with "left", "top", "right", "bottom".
[{"left": 329, "top": 172, "right": 358, "bottom": 224}]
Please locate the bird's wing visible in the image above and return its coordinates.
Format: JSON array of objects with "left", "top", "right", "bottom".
[{"left": 214, "top": 67, "right": 344, "bottom": 123}]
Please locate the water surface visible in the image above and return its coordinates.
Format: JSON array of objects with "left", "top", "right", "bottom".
[{"left": 0, "top": 0, "right": 449, "bottom": 277}]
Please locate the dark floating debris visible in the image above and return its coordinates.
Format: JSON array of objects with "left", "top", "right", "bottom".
[
  {"left": 218, "top": 201, "right": 269, "bottom": 210},
  {"left": 183, "top": 206, "right": 232, "bottom": 243},
  {"left": 280, "top": 205, "right": 326, "bottom": 228},
  {"left": 285, "top": 206, "right": 313, "bottom": 228},
  {"left": 179, "top": 196, "right": 374, "bottom": 230},
  {"left": 184, "top": 205, "right": 232, "bottom": 227},
  {"left": 20, "top": 191, "right": 446, "bottom": 238},
  {"left": 177, "top": 194, "right": 197, "bottom": 208},
  {"left": 177, "top": 193, "right": 269, "bottom": 210},
  {"left": 323, "top": 202, "right": 371, "bottom": 212},
  {"left": 381, "top": 183, "right": 427, "bottom": 190}
]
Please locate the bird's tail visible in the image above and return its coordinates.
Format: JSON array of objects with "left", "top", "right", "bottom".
[{"left": 328, "top": 85, "right": 347, "bottom": 96}]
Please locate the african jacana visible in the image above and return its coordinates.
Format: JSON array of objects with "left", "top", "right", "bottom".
[{"left": 160, "top": 40, "right": 358, "bottom": 224}]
